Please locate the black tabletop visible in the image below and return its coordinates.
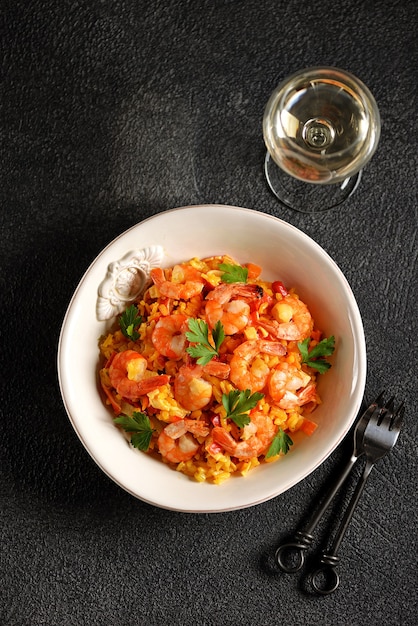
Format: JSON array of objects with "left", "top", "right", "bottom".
[{"left": 1, "top": 1, "right": 417, "bottom": 624}]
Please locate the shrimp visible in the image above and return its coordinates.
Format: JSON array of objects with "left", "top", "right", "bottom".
[
  {"left": 212, "top": 411, "right": 276, "bottom": 460},
  {"left": 205, "top": 283, "right": 263, "bottom": 335},
  {"left": 260, "top": 294, "right": 313, "bottom": 341},
  {"left": 174, "top": 364, "right": 213, "bottom": 411},
  {"left": 158, "top": 418, "right": 209, "bottom": 463},
  {"left": 108, "top": 350, "right": 170, "bottom": 401},
  {"left": 268, "top": 362, "right": 316, "bottom": 408},
  {"left": 229, "top": 339, "right": 286, "bottom": 392},
  {"left": 201, "top": 359, "right": 230, "bottom": 380},
  {"left": 150, "top": 267, "right": 204, "bottom": 300},
  {"left": 151, "top": 314, "right": 188, "bottom": 360},
  {"left": 277, "top": 382, "right": 318, "bottom": 410}
]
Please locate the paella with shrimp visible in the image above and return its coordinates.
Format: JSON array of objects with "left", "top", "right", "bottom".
[{"left": 99, "top": 255, "right": 335, "bottom": 484}]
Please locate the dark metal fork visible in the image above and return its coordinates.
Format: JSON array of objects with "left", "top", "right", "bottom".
[
  {"left": 275, "top": 395, "right": 383, "bottom": 574},
  {"left": 311, "top": 397, "right": 404, "bottom": 594},
  {"left": 274, "top": 393, "right": 404, "bottom": 594}
]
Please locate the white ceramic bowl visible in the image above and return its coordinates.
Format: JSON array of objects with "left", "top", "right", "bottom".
[{"left": 58, "top": 205, "right": 366, "bottom": 513}]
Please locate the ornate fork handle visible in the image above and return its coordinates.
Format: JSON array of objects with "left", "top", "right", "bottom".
[
  {"left": 275, "top": 451, "right": 358, "bottom": 573},
  {"left": 311, "top": 401, "right": 404, "bottom": 594},
  {"left": 272, "top": 394, "right": 404, "bottom": 594},
  {"left": 311, "top": 457, "right": 374, "bottom": 594},
  {"left": 275, "top": 530, "right": 314, "bottom": 572}
]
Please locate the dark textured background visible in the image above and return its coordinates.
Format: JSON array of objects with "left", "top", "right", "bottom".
[{"left": 1, "top": 1, "right": 417, "bottom": 624}]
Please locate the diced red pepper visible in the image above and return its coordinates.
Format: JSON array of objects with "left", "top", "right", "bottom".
[
  {"left": 249, "top": 292, "right": 272, "bottom": 312},
  {"left": 310, "top": 329, "right": 322, "bottom": 343},
  {"left": 301, "top": 418, "right": 318, "bottom": 436},
  {"left": 245, "top": 263, "right": 262, "bottom": 280},
  {"left": 272, "top": 281, "right": 288, "bottom": 297},
  {"left": 169, "top": 415, "right": 184, "bottom": 423},
  {"left": 249, "top": 310, "right": 260, "bottom": 325}
]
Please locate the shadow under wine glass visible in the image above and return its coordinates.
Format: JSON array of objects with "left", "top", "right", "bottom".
[{"left": 263, "top": 67, "right": 381, "bottom": 212}]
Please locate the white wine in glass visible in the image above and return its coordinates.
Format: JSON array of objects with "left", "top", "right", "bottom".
[{"left": 263, "top": 67, "right": 381, "bottom": 212}]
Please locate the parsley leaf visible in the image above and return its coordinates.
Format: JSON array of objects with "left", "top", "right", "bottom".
[
  {"left": 266, "top": 428, "right": 294, "bottom": 458},
  {"left": 119, "top": 305, "right": 142, "bottom": 341},
  {"left": 219, "top": 262, "right": 248, "bottom": 284},
  {"left": 186, "top": 319, "right": 225, "bottom": 365},
  {"left": 114, "top": 411, "right": 154, "bottom": 451},
  {"left": 222, "top": 389, "right": 264, "bottom": 427},
  {"left": 298, "top": 335, "right": 335, "bottom": 373}
]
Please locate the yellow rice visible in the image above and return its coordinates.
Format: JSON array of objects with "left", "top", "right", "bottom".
[{"left": 98, "top": 255, "right": 325, "bottom": 484}]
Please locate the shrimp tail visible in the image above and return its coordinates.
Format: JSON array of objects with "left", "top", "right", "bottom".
[
  {"left": 136, "top": 374, "right": 171, "bottom": 394},
  {"left": 234, "top": 283, "right": 264, "bottom": 299},
  {"left": 212, "top": 426, "right": 236, "bottom": 454},
  {"left": 202, "top": 360, "right": 231, "bottom": 379},
  {"left": 206, "top": 283, "right": 263, "bottom": 303},
  {"left": 150, "top": 267, "right": 165, "bottom": 288},
  {"left": 117, "top": 374, "right": 170, "bottom": 400}
]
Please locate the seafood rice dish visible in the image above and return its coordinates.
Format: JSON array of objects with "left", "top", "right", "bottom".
[{"left": 99, "top": 255, "right": 335, "bottom": 484}]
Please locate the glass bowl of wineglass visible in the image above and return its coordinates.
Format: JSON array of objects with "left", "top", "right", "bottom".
[{"left": 263, "top": 67, "right": 381, "bottom": 212}]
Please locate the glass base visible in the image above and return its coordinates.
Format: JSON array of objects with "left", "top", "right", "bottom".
[{"left": 264, "top": 152, "right": 362, "bottom": 213}]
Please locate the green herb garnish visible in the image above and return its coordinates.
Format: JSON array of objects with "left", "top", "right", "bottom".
[
  {"left": 222, "top": 389, "right": 264, "bottom": 428},
  {"left": 186, "top": 318, "right": 225, "bottom": 365},
  {"left": 298, "top": 335, "right": 335, "bottom": 374},
  {"left": 219, "top": 262, "right": 248, "bottom": 284},
  {"left": 266, "top": 428, "right": 294, "bottom": 458},
  {"left": 114, "top": 411, "right": 154, "bottom": 451},
  {"left": 119, "top": 305, "right": 142, "bottom": 341}
]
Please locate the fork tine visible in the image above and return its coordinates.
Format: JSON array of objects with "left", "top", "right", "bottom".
[
  {"left": 367, "top": 405, "right": 383, "bottom": 427},
  {"left": 384, "top": 395, "right": 395, "bottom": 412},
  {"left": 380, "top": 409, "right": 394, "bottom": 429},
  {"left": 371, "top": 394, "right": 395, "bottom": 426},
  {"left": 392, "top": 404, "right": 405, "bottom": 430},
  {"left": 373, "top": 391, "right": 386, "bottom": 407},
  {"left": 357, "top": 398, "right": 379, "bottom": 425},
  {"left": 362, "top": 393, "right": 385, "bottom": 422}
]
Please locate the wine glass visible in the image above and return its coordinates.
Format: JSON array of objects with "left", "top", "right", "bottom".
[{"left": 263, "top": 67, "right": 381, "bottom": 212}]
